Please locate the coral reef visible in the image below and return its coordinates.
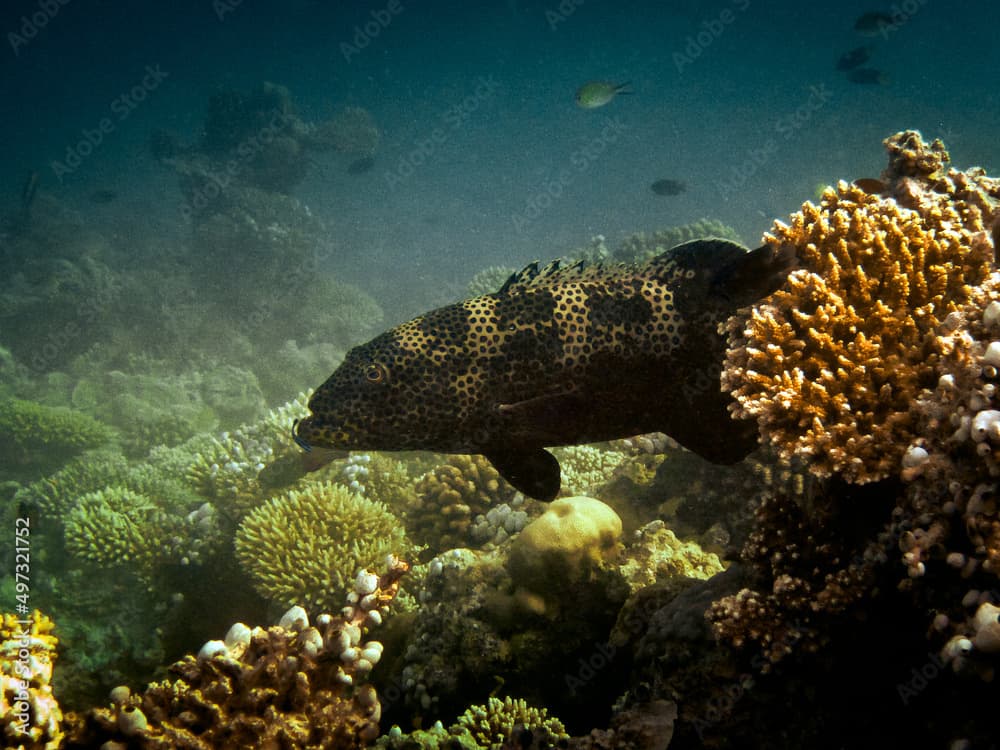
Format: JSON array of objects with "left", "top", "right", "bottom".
[
  {"left": 507, "top": 496, "right": 623, "bottom": 594},
  {"left": 186, "top": 391, "right": 309, "bottom": 519},
  {"left": 235, "top": 481, "right": 409, "bottom": 612},
  {"left": 376, "top": 696, "right": 568, "bottom": 750},
  {"left": 65, "top": 558, "right": 409, "bottom": 749},
  {"left": 307, "top": 106, "right": 381, "bottom": 157},
  {"left": 13, "top": 448, "right": 129, "bottom": 517},
  {"left": 0, "top": 249, "right": 121, "bottom": 372},
  {"left": 552, "top": 445, "right": 629, "bottom": 497},
  {"left": 890, "top": 271, "right": 1000, "bottom": 677},
  {"left": 63, "top": 488, "right": 222, "bottom": 578},
  {"left": 466, "top": 265, "right": 517, "bottom": 297},
  {"left": 408, "top": 455, "right": 520, "bottom": 551},
  {"left": 1, "top": 610, "right": 62, "bottom": 750},
  {"left": 0, "top": 398, "right": 117, "bottom": 476},
  {"left": 618, "top": 521, "right": 725, "bottom": 593},
  {"left": 723, "top": 132, "right": 996, "bottom": 483}
]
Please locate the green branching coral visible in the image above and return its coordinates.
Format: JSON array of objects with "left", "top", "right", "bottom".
[
  {"left": 360, "top": 453, "right": 421, "bottom": 513},
  {"left": 187, "top": 393, "right": 309, "bottom": 520},
  {"left": 0, "top": 397, "right": 117, "bottom": 455},
  {"left": 376, "top": 697, "right": 568, "bottom": 750},
  {"left": 234, "top": 481, "right": 408, "bottom": 612},
  {"left": 15, "top": 448, "right": 130, "bottom": 516},
  {"left": 456, "top": 696, "right": 568, "bottom": 749},
  {"left": 64, "top": 488, "right": 187, "bottom": 572}
]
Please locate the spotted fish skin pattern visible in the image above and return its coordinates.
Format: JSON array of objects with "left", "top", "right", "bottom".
[{"left": 295, "top": 239, "right": 795, "bottom": 500}]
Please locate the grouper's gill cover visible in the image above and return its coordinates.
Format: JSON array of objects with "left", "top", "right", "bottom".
[{"left": 296, "top": 238, "right": 796, "bottom": 501}]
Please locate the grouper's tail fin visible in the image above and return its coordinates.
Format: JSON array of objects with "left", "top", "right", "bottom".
[{"left": 709, "top": 241, "right": 798, "bottom": 308}]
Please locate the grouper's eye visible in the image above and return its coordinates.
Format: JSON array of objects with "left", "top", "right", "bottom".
[{"left": 364, "top": 362, "right": 388, "bottom": 384}]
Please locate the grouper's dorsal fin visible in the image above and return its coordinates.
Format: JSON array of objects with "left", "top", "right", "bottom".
[{"left": 496, "top": 257, "right": 621, "bottom": 295}]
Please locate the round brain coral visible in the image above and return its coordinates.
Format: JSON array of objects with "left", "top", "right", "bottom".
[
  {"left": 723, "top": 133, "right": 996, "bottom": 483},
  {"left": 234, "top": 480, "right": 408, "bottom": 612}
]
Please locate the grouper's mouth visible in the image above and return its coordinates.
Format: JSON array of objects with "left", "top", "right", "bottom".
[
  {"left": 293, "top": 417, "right": 352, "bottom": 472},
  {"left": 291, "top": 418, "right": 314, "bottom": 451}
]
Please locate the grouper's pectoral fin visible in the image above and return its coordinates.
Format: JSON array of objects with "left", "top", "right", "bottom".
[{"left": 484, "top": 447, "right": 561, "bottom": 502}]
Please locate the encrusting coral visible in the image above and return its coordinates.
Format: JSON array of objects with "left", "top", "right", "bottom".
[
  {"left": 1, "top": 610, "right": 62, "bottom": 750},
  {"left": 64, "top": 557, "right": 410, "bottom": 749},
  {"left": 723, "top": 131, "right": 996, "bottom": 483},
  {"left": 507, "top": 496, "right": 623, "bottom": 593},
  {"left": 235, "top": 481, "right": 409, "bottom": 612}
]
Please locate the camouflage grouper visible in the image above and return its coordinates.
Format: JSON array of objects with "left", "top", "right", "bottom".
[{"left": 294, "top": 238, "right": 795, "bottom": 500}]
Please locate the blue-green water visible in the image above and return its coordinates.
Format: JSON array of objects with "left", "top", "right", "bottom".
[{"left": 2, "top": 1, "right": 1000, "bottom": 748}]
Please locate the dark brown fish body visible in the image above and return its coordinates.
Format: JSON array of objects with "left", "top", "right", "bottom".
[
  {"left": 651, "top": 179, "right": 686, "bottom": 196},
  {"left": 836, "top": 45, "right": 872, "bottom": 71},
  {"left": 295, "top": 239, "right": 795, "bottom": 500}
]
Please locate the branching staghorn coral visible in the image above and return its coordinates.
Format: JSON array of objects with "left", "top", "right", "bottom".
[
  {"left": 723, "top": 131, "right": 996, "bottom": 483},
  {"left": 455, "top": 696, "right": 568, "bottom": 749}
]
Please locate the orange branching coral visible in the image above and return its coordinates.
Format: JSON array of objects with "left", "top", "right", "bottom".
[
  {"left": 65, "top": 557, "right": 409, "bottom": 750},
  {"left": 724, "top": 130, "right": 997, "bottom": 483}
]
